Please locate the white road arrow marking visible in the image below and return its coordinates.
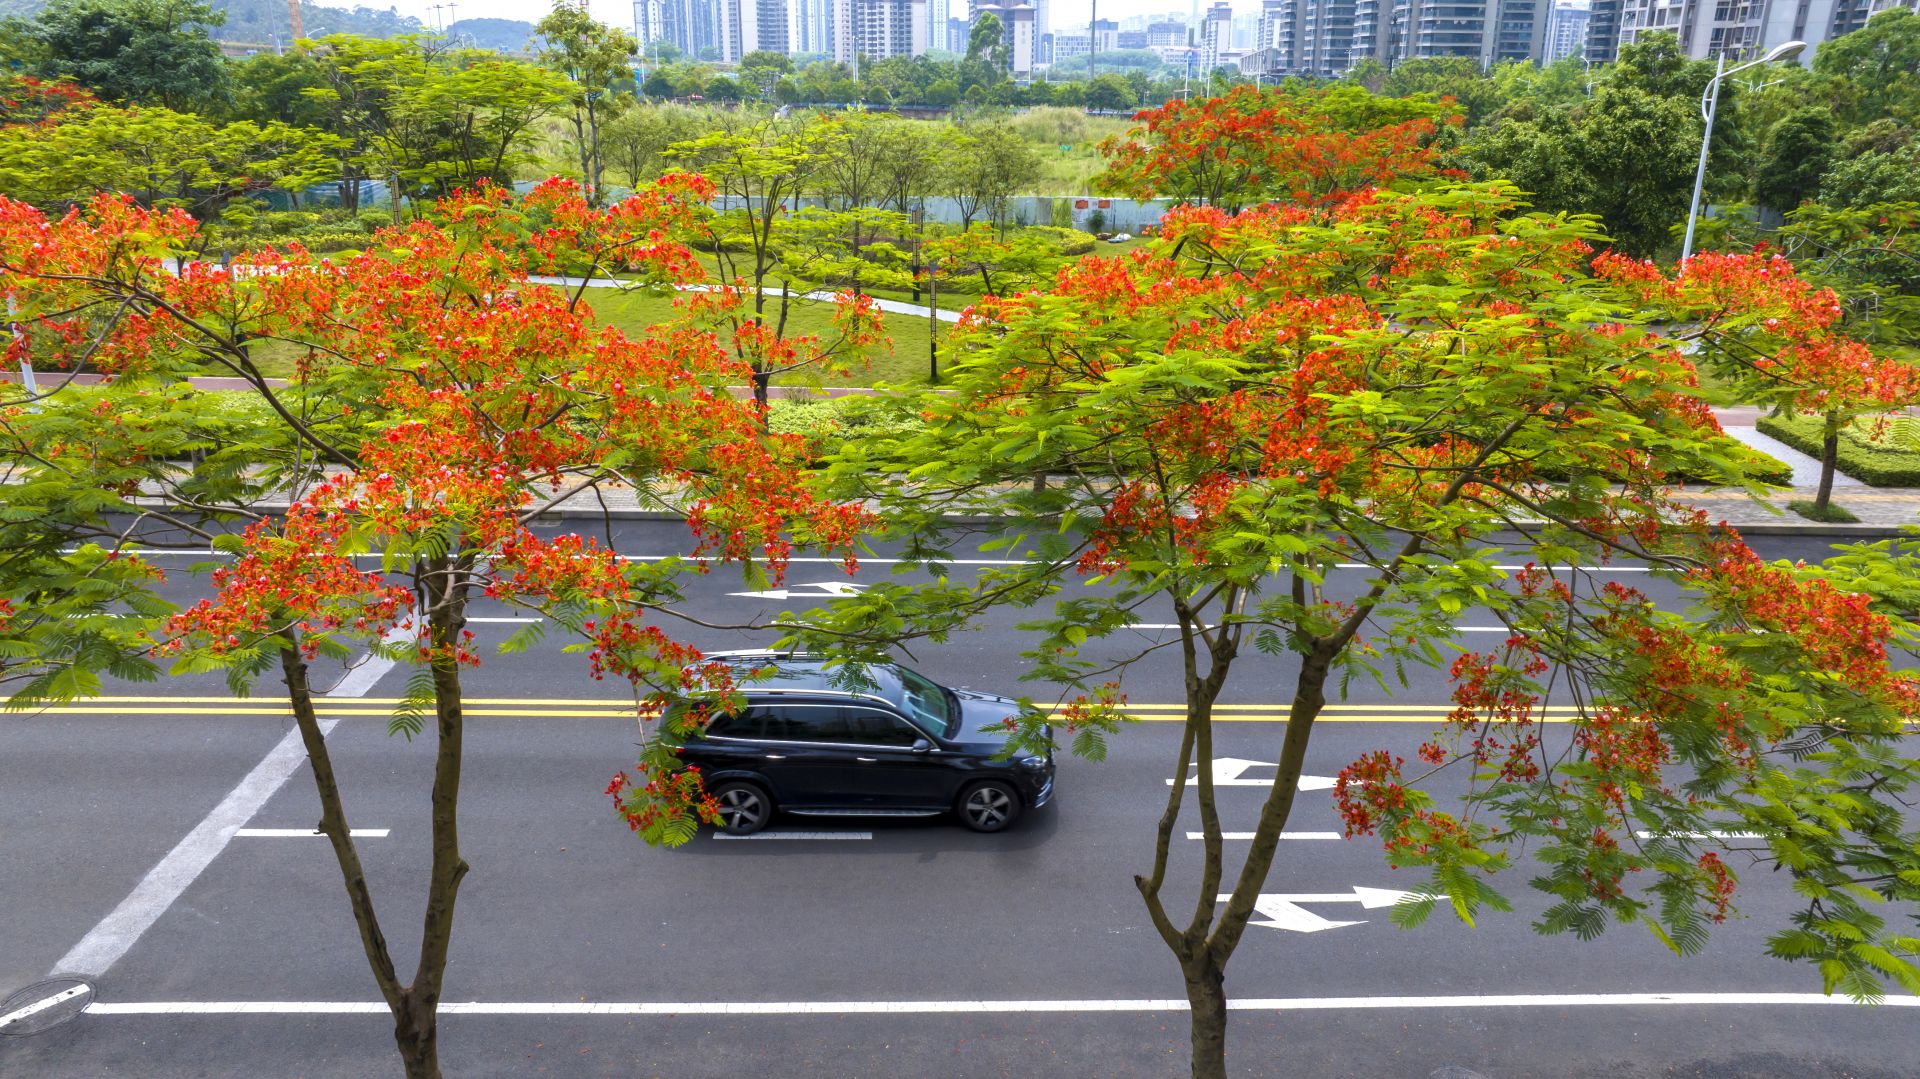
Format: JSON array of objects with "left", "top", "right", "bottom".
[
  {"left": 1218, "top": 886, "right": 1425, "bottom": 934},
  {"left": 1166, "top": 757, "right": 1338, "bottom": 790},
  {"left": 728, "top": 581, "right": 866, "bottom": 601}
]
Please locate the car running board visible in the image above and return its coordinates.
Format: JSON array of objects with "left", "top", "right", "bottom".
[{"left": 787, "top": 809, "right": 943, "bottom": 818}]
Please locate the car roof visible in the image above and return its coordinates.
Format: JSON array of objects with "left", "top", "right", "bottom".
[{"left": 705, "top": 652, "right": 904, "bottom": 701}]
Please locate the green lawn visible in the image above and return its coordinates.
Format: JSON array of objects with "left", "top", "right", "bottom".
[{"left": 581, "top": 286, "right": 943, "bottom": 387}]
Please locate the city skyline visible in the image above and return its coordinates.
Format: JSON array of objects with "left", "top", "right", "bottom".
[{"left": 377, "top": 0, "right": 1208, "bottom": 41}]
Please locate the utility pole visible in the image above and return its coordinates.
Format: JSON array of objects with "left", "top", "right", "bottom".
[{"left": 1089, "top": 0, "right": 1097, "bottom": 81}]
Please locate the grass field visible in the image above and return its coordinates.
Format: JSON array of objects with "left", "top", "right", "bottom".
[{"left": 580, "top": 286, "right": 942, "bottom": 387}]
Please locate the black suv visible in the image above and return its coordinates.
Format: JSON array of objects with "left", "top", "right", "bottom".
[{"left": 672, "top": 653, "right": 1055, "bottom": 835}]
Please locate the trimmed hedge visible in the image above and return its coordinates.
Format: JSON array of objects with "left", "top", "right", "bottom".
[
  {"left": 766, "top": 395, "right": 925, "bottom": 461},
  {"left": 1755, "top": 413, "right": 1920, "bottom": 487}
]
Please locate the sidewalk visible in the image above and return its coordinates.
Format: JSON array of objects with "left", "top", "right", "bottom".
[{"left": 527, "top": 275, "right": 967, "bottom": 323}]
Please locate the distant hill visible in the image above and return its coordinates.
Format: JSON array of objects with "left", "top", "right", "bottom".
[
  {"left": 209, "top": 0, "right": 426, "bottom": 44},
  {"left": 447, "top": 17, "right": 536, "bottom": 53},
  {"left": 0, "top": 0, "right": 432, "bottom": 44}
]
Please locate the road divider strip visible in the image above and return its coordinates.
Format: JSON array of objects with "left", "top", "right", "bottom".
[{"left": 80, "top": 992, "right": 1920, "bottom": 1018}]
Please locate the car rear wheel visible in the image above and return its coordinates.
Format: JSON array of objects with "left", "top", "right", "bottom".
[
  {"left": 711, "top": 782, "right": 773, "bottom": 836},
  {"left": 958, "top": 781, "right": 1022, "bottom": 833}
]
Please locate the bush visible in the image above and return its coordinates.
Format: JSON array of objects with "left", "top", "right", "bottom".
[
  {"left": 1755, "top": 412, "right": 1920, "bottom": 486},
  {"left": 1022, "top": 224, "right": 1096, "bottom": 256},
  {"left": 354, "top": 209, "right": 395, "bottom": 232},
  {"left": 766, "top": 395, "right": 925, "bottom": 461}
]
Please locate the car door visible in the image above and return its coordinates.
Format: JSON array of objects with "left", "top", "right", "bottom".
[
  {"left": 748, "top": 700, "right": 869, "bottom": 809},
  {"left": 833, "top": 705, "right": 960, "bottom": 809}
]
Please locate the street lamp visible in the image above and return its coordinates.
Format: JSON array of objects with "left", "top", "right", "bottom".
[{"left": 1680, "top": 39, "right": 1806, "bottom": 261}]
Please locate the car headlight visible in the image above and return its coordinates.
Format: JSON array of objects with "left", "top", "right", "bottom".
[{"left": 1019, "top": 755, "right": 1049, "bottom": 769}]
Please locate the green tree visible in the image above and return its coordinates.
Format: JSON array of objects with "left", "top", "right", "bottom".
[
  {"left": 739, "top": 48, "right": 793, "bottom": 97},
  {"left": 1821, "top": 145, "right": 1920, "bottom": 208},
  {"left": 306, "top": 35, "right": 570, "bottom": 217},
  {"left": 669, "top": 113, "right": 886, "bottom": 406},
  {"left": 536, "top": 2, "right": 638, "bottom": 204},
  {"left": 945, "top": 117, "right": 1040, "bottom": 236},
  {"left": 1469, "top": 85, "right": 1705, "bottom": 257},
  {"left": 1755, "top": 108, "right": 1835, "bottom": 214},
  {"left": 599, "top": 101, "right": 708, "bottom": 187},
  {"left": 1814, "top": 7, "right": 1920, "bottom": 129},
  {"left": 1086, "top": 73, "right": 1136, "bottom": 112},
  {"left": 24, "top": 0, "right": 229, "bottom": 111},
  {"left": 966, "top": 11, "right": 1002, "bottom": 62},
  {"left": 0, "top": 104, "right": 344, "bottom": 224},
  {"left": 226, "top": 50, "right": 334, "bottom": 130}
]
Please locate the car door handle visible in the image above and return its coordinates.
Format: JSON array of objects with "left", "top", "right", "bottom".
[
  {"left": 764, "top": 754, "right": 786, "bottom": 760},
  {"left": 856, "top": 757, "right": 877, "bottom": 763}
]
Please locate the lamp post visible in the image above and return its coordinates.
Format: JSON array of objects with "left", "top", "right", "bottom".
[{"left": 1681, "top": 39, "right": 1806, "bottom": 262}]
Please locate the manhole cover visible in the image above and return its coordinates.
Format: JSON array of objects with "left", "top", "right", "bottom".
[{"left": 0, "top": 977, "right": 95, "bottom": 1037}]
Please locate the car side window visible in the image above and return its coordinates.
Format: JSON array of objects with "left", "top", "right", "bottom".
[
  {"left": 702, "top": 711, "right": 747, "bottom": 738},
  {"left": 841, "top": 706, "right": 921, "bottom": 747},
  {"left": 760, "top": 703, "right": 845, "bottom": 742}
]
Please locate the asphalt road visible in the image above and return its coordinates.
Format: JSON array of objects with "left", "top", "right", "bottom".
[{"left": 1, "top": 524, "right": 1915, "bottom": 1078}]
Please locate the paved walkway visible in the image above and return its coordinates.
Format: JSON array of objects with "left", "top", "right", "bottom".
[{"left": 528, "top": 275, "right": 967, "bottom": 322}]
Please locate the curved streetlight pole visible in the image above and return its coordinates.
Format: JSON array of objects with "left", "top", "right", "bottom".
[{"left": 1681, "top": 39, "right": 1806, "bottom": 262}]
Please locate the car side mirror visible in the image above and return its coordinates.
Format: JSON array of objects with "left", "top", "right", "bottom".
[{"left": 911, "top": 739, "right": 933, "bottom": 754}]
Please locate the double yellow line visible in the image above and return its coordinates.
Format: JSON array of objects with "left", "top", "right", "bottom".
[{"left": 11, "top": 697, "right": 1587, "bottom": 724}]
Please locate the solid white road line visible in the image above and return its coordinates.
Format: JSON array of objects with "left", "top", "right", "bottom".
[
  {"left": 50, "top": 717, "right": 340, "bottom": 977},
  {"left": 1186, "top": 831, "right": 1342, "bottom": 840},
  {"left": 81, "top": 992, "right": 1920, "bottom": 1018},
  {"left": 232, "top": 828, "right": 390, "bottom": 838},
  {"left": 0, "top": 986, "right": 91, "bottom": 1032},
  {"left": 712, "top": 831, "right": 873, "bottom": 841},
  {"left": 1635, "top": 830, "right": 1763, "bottom": 840}
]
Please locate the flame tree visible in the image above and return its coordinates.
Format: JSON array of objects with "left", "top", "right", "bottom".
[
  {"left": 780, "top": 183, "right": 1920, "bottom": 1078},
  {"left": 0, "top": 178, "right": 868, "bottom": 1078}
]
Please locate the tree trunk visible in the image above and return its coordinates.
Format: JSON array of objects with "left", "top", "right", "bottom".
[
  {"left": 1183, "top": 951, "right": 1230, "bottom": 1079},
  {"left": 752, "top": 367, "right": 773, "bottom": 412},
  {"left": 385, "top": 557, "right": 475, "bottom": 1079},
  {"left": 278, "top": 646, "right": 408, "bottom": 1014},
  {"left": 927, "top": 264, "right": 939, "bottom": 383},
  {"left": 572, "top": 106, "right": 591, "bottom": 201},
  {"left": 1814, "top": 411, "right": 1840, "bottom": 516}
]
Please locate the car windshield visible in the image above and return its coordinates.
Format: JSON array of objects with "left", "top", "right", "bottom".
[{"left": 893, "top": 666, "right": 954, "bottom": 739}]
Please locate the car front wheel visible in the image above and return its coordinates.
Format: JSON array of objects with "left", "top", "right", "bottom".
[
  {"left": 958, "top": 781, "right": 1022, "bottom": 833},
  {"left": 711, "top": 781, "right": 773, "bottom": 836}
]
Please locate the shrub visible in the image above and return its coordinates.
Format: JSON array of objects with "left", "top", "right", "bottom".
[
  {"left": 767, "top": 394, "right": 926, "bottom": 461},
  {"left": 1023, "top": 224, "right": 1095, "bottom": 256},
  {"left": 1755, "top": 412, "right": 1920, "bottom": 486}
]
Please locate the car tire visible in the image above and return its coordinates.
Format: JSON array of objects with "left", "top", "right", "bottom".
[
  {"left": 957, "top": 780, "right": 1022, "bottom": 833},
  {"left": 711, "top": 781, "right": 774, "bottom": 836}
]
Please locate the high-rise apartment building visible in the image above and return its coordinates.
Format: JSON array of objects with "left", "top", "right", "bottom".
[
  {"left": 658, "top": 0, "right": 719, "bottom": 55},
  {"left": 1200, "top": 0, "right": 1233, "bottom": 67},
  {"left": 1597, "top": 0, "right": 1905, "bottom": 63},
  {"left": 1544, "top": 0, "right": 1589, "bottom": 59},
  {"left": 1585, "top": 0, "right": 1621, "bottom": 58},
  {"left": 971, "top": 1, "right": 1039, "bottom": 74},
  {"left": 818, "top": 0, "right": 928, "bottom": 62}
]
